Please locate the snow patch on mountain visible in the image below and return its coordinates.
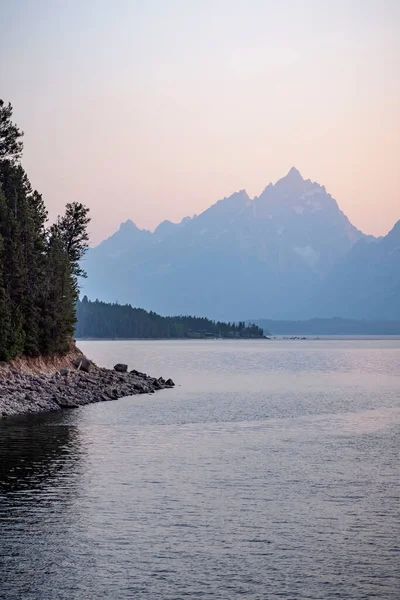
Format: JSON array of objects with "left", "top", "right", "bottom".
[{"left": 294, "top": 245, "right": 320, "bottom": 268}]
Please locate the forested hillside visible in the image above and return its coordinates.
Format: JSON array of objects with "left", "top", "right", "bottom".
[
  {"left": 76, "top": 297, "right": 266, "bottom": 339},
  {"left": 0, "top": 100, "right": 90, "bottom": 361}
]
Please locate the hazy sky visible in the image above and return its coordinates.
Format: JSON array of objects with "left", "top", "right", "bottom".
[{"left": 1, "top": 0, "right": 399, "bottom": 244}]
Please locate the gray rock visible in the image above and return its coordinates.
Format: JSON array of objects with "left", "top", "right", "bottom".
[
  {"left": 114, "top": 364, "right": 128, "bottom": 373},
  {"left": 72, "top": 356, "right": 91, "bottom": 373},
  {"left": 130, "top": 369, "right": 147, "bottom": 378},
  {"left": 0, "top": 360, "right": 176, "bottom": 417}
]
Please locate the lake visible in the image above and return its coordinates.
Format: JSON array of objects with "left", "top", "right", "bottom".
[{"left": 1, "top": 339, "right": 399, "bottom": 599}]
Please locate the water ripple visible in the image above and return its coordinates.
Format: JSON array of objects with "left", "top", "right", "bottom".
[{"left": 1, "top": 339, "right": 399, "bottom": 599}]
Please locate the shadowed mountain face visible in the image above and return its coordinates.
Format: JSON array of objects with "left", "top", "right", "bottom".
[
  {"left": 314, "top": 220, "right": 400, "bottom": 319},
  {"left": 81, "top": 169, "right": 399, "bottom": 320}
]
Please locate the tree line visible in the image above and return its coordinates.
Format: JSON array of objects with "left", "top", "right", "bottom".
[
  {"left": 76, "top": 297, "right": 266, "bottom": 339},
  {"left": 0, "top": 100, "right": 90, "bottom": 361}
]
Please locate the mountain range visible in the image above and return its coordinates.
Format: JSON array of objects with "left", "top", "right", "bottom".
[{"left": 81, "top": 168, "right": 400, "bottom": 320}]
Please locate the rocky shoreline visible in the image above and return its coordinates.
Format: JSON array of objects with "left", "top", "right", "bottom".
[{"left": 0, "top": 358, "right": 175, "bottom": 418}]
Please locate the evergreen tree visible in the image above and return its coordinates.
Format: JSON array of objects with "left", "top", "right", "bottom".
[
  {"left": 0, "top": 164, "right": 26, "bottom": 357},
  {"left": 0, "top": 99, "right": 90, "bottom": 360},
  {"left": 0, "top": 99, "right": 24, "bottom": 162},
  {"left": 23, "top": 191, "right": 48, "bottom": 355},
  {"left": 40, "top": 232, "right": 76, "bottom": 354},
  {"left": 53, "top": 202, "right": 91, "bottom": 281},
  {"left": 0, "top": 201, "right": 12, "bottom": 360}
]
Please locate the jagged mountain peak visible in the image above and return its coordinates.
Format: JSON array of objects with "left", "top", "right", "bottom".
[
  {"left": 82, "top": 169, "right": 399, "bottom": 320},
  {"left": 220, "top": 189, "right": 250, "bottom": 203},
  {"left": 275, "top": 166, "right": 305, "bottom": 187},
  {"left": 257, "top": 168, "right": 311, "bottom": 200},
  {"left": 93, "top": 218, "right": 151, "bottom": 255},
  {"left": 119, "top": 219, "right": 139, "bottom": 232},
  {"left": 116, "top": 219, "right": 151, "bottom": 238},
  {"left": 286, "top": 166, "right": 304, "bottom": 180}
]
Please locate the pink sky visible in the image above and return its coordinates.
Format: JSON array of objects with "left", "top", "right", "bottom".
[{"left": 1, "top": 0, "right": 399, "bottom": 244}]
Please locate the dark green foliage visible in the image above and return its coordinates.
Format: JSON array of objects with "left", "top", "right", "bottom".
[
  {"left": 0, "top": 226, "right": 13, "bottom": 360},
  {"left": 39, "top": 233, "right": 77, "bottom": 355},
  {"left": 52, "top": 202, "right": 90, "bottom": 280},
  {"left": 76, "top": 297, "right": 265, "bottom": 339},
  {"left": 0, "top": 100, "right": 90, "bottom": 361},
  {"left": 0, "top": 99, "right": 24, "bottom": 162}
]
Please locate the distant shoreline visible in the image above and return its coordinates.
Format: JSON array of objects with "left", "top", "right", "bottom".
[
  {"left": 252, "top": 318, "right": 400, "bottom": 336},
  {"left": 76, "top": 335, "right": 400, "bottom": 341},
  {"left": 75, "top": 337, "right": 270, "bottom": 341}
]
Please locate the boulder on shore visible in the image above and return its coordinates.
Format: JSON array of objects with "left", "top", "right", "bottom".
[
  {"left": 72, "top": 356, "right": 91, "bottom": 373},
  {"left": 114, "top": 364, "right": 128, "bottom": 373}
]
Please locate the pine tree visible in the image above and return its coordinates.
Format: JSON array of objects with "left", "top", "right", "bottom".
[
  {"left": 23, "top": 190, "right": 48, "bottom": 355},
  {"left": 0, "top": 209, "right": 13, "bottom": 361},
  {"left": 0, "top": 99, "right": 90, "bottom": 360},
  {"left": 53, "top": 202, "right": 91, "bottom": 281},
  {"left": 40, "top": 230, "right": 77, "bottom": 354},
  {"left": 0, "top": 165, "right": 26, "bottom": 357},
  {"left": 0, "top": 99, "right": 24, "bottom": 162}
]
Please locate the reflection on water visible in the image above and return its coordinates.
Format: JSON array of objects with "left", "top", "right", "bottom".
[
  {"left": 1, "top": 339, "right": 399, "bottom": 600},
  {"left": 0, "top": 418, "right": 85, "bottom": 600},
  {"left": 0, "top": 418, "right": 82, "bottom": 494}
]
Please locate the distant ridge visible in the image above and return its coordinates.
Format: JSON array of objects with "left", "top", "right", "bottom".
[
  {"left": 81, "top": 169, "right": 399, "bottom": 321},
  {"left": 252, "top": 318, "right": 400, "bottom": 336}
]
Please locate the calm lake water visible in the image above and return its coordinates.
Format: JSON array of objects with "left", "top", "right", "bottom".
[{"left": 1, "top": 339, "right": 400, "bottom": 600}]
